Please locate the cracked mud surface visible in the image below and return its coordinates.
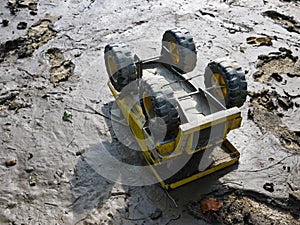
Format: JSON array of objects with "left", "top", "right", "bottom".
[{"left": 0, "top": 0, "right": 300, "bottom": 224}]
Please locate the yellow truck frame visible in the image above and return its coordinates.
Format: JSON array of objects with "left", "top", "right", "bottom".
[{"left": 108, "top": 63, "right": 242, "bottom": 190}]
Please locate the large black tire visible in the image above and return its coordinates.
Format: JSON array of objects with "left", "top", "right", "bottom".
[
  {"left": 204, "top": 57, "right": 247, "bottom": 108},
  {"left": 104, "top": 43, "right": 137, "bottom": 92},
  {"left": 161, "top": 27, "right": 197, "bottom": 74},
  {"left": 139, "top": 74, "right": 180, "bottom": 141}
]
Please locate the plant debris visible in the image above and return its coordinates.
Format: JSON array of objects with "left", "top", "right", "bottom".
[{"left": 63, "top": 110, "right": 73, "bottom": 122}]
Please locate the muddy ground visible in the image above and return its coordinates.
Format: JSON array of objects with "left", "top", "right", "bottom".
[{"left": 0, "top": 0, "right": 300, "bottom": 224}]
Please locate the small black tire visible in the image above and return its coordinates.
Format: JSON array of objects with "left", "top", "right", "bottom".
[
  {"left": 161, "top": 27, "right": 197, "bottom": 73},
  {"left": 204, "top": 57, "right": 247, "bottom": 108},
  {"left": 139, "top": 74, "right": 180, "bottom": 141},
  {"left": 104, "top": 43, "right": 137, "bottom": 92}
]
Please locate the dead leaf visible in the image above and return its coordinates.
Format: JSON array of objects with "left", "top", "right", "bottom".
[{"left": 200, "top": 198, "right": 223, "bottom": 213}]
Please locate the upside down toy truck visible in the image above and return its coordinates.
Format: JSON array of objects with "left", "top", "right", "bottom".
[{"left": 104, "top": 27, "right": 247, "bottom": 190}]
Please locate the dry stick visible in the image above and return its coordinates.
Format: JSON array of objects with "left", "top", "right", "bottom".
[
  {"left": 85, "top": 104, "right": 128, "bottom": 126},
  {"left": 74, "top": 215, "right": 88, "bottom": 225},
  {"left": 44, "top": 202, "right": 59, "bottom": 207},
  {"left": 121, "top": 215, "right": 148, "bottom": 221},
  {"left": 164, "top": 189, "right": 178, "bottom": 208},
  {"left": 67, "top": 137, "right": 75, "bottom": 148},
  {"left": 65, "top": 104, "right": 127, "bottom": 126}
]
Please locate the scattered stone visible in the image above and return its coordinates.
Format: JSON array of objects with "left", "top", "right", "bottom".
[
  {"left": 7, "top": 0, "right": 18, "bottom": 14},
  {"left": 2, "top": 19, "right": 9, "bottom": 27},
  {"left": 8, "top": 97, "right": 31, "bottom": 110},
  {"left": 75, "top": 150, "right": 85, "bottom": 156},
  {"left": 28, "top": 152, "right": 33, "bottom": 160},
  {"left": 30, "top": 10, "right": 37, "bottom": 15},
  {"left": 150, "top": 208, "right": 162, "bottom": 220},
  {"left": 25, "top": 166, "right": 34, "bottom": 173},
  {"left": 277, "top": 97, "right": 293, "bottom": 110},
  {"left": 252, "top": 70, "right": 263, "bottom": 79},
  {"left": 7, "top": 0, "right": 38, "bottom": 15},
  {"left": 5, "top": 158, "right": 17, "bottom": 167},
  {"left": 17, "top": 21, "right": 27, "bottom": 30},
  {"left": 263, "top": 182, "right": 275, "bottom": 192},
  {"left": 7, "top": 202, "right": 17, "bottom": 208},
  {"left": 270, "top": 73, "right": 283, "bottom": 82}
]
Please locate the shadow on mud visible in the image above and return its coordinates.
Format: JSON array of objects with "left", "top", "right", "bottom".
[{"left": 69, "top": 101, "right": 240, "bottom": 223}]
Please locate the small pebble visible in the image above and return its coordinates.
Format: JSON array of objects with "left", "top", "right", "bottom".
[
  {"left": 2, "top": 19, "right": 9, "bottom": 27},
  {"left": 25, "top": 166, "right": 34, "bottom": 173},
  {"left": 263, "top": 182, "right": 274, "bottom": 192},
  {"left": 17, "top": 22, "right": 27, "bottom": 30},
  {"left": 5, "top": 158, "right": 17, "bottom": 167}
]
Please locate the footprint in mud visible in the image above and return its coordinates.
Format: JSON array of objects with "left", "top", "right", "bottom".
[
  {"left": 46, "top": 48, "right": 75, "bottom": 83},
  {"left": 262, "top": 10, "right": 300, "bottom": 34},
  {"left": 248, "top": 90, "right": 300, "bottom": 151}
]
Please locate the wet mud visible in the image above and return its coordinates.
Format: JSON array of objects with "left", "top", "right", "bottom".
[
  {"left": 248, "top": 90, "right": 300, "bottom": 151},
  {"left": 0, "top": 0, "right": 300, "bottom": 224}
]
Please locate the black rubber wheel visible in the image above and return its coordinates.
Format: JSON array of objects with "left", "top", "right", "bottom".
[
  {"left": 161, "top": 27, "right": 197, "bottom": 73},
  {"left": 204, "top": 57, "right": 247, "bottom": 108},
  {"left": 139, "top": 74, "right": 180, "bottom": 141},
  {"left": 104, "top": 43, "right": 137, "bottom": 92}
]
